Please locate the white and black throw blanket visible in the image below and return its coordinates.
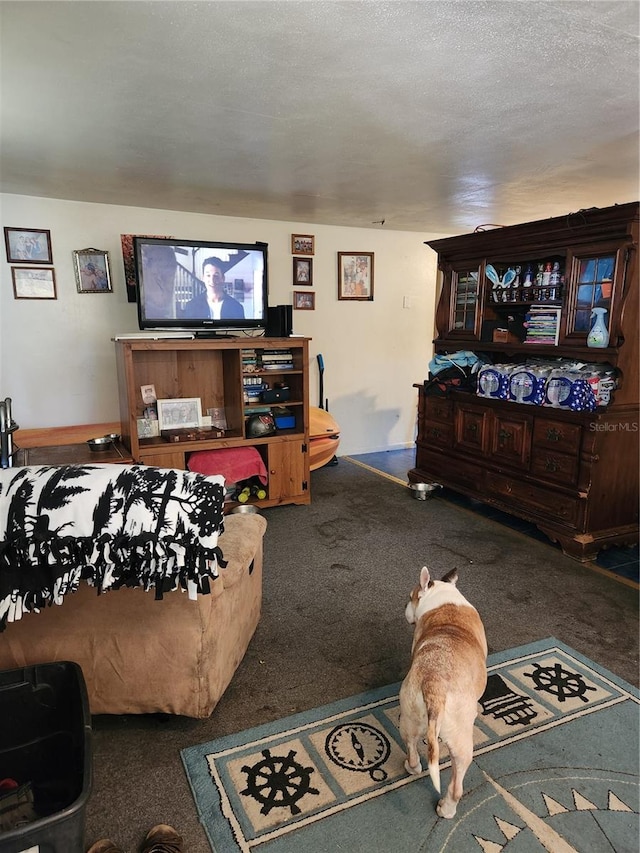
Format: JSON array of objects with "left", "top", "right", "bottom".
[{"left": 0, "top": 464, "right": 226, "bottom": 630}]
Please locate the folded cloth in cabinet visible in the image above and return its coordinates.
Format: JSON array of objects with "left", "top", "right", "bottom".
[
  {"left": 0, "top": 464, "right": 226, "bottom": 629},
  {"left": 187, "top": 446, "right": 268, "bottom": 485}
]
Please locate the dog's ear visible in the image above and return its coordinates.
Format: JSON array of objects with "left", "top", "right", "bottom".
[
  {"left": 441, "top": 567, "right": 459, "bottom": 586},
  {"left": 419, "top": 566, "right": 431, "bottom": 591}
]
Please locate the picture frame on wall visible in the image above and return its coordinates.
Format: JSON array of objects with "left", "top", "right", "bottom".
[
  {"left": 291, "top": 234, "right": 314, "bottom": 255},
  {"left": 293, "top": 257, "right": 313, "bottom": 285},
  {"left": 73, "top": 248, "right": 113, "bottom": 293},
  {"left": 4, "top": 227, "right": 53, "bottom": 264},
  {"left": 337, "top": 252, "right": 374, "bottom": 301},
  {"left": 156, "top": 397, "right": 202, "bottom": 431},
  {"left": 293, "top": 290, "right": 315, "bottom": 310},
  {"left": 11, "top": 266, "right": 57, "bottom": 300}
]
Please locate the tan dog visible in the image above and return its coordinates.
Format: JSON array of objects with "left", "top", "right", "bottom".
[{"left": 399, "top": 566, "right": 487, "bottom": 819}]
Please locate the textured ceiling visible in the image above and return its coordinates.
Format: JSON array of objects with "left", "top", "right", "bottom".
[{"left": 1, "top": 0, "right": 638, "bottom": 233}]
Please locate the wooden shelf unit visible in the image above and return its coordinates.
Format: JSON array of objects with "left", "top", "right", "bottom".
[
  {"left": 114, "top": 336, "right": 311, "bottom": 508},
  {"left": 410, "top": 202, "right": 639, "bottom": 561}
]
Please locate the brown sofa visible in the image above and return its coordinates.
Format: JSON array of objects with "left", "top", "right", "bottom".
[{"left": 0, "top": 513, "right": 267, "bottom": 719}]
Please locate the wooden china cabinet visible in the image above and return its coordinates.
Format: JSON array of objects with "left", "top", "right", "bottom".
[{"left": 409, "top": 202, "right": 639, "bottom": 561}]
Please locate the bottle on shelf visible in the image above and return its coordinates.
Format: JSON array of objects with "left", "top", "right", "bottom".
[
  {"left": 587, "top": 307, "right": 610, "bottom": 348},
  {"left": 232, "top": 478, "right": 267, "bottom": 502}
]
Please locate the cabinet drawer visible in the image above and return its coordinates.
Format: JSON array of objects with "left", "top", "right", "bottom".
[
  {"left": 454, "top": 404, "right": 490, "bottom": 453},
  {"left": 530, "top": 450, "right": 579, "bottom": 486},
  {"left": 486, "top": 472, "right": 580, "bottom": 527},
  {"left": 422, "top": 420, "right": 453, "bottom": 448},
  {"left": 425, "top": 397, "right": 454, "bottom": 423},
  {"left": 138, "top": 449, "right": 186, "bottom": 469},
  {"left": 533, "top": 418, "right": 582, "bottom": 453},
  {"left": 489, "top": 411, "right": 532, "bottom": 468}
]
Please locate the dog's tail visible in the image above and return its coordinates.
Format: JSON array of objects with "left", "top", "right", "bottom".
[{"left": 424, "top": 697, "right": 443, "bottom": 794}]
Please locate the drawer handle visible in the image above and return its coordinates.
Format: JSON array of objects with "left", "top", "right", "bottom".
[
  {"left": 498, "top": 429, "right": 512, "bottom": 442},
  {"left": 546, "top": 427, "right": 562, "bottom": 442},
  {"left": 544, "top": 457, "right": 560, "bottom": 472},
  {"left": 467, "top": 423, "right": 478, "bottom": 435},
  {"left": 428, "top": 427, "right": 442, "bottom": 439}
]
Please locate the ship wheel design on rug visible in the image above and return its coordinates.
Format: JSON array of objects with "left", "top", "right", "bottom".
[
  {"left": 324, "top": 722, "right": 391, "bottom": 781},
  {"left": 523, "top": 662, "right": 597, "bottom": 703},
  {"left": 239, "top": 748, "right": 319, "bottom": 816}
]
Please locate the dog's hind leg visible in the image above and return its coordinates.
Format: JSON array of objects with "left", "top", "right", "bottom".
[
  {"left": 436, "top": 734, "right": 473, "bottom": 819},
  {"left": 399, "top": 682, "right": 424, "bottom": 776}
]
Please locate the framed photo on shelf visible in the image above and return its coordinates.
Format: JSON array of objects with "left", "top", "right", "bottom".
[
  {"left": 4, "top": 227, "right": 52, "bottom": 264},
  {"left": 291, "top": 234, "right": 314, "bottom": 255},
  {"left": 337, "top": 252, "right": 374, "bottom": 301},
  {"left": 293, "top": 257, "right": 313, "bottom": 285},
  {"left": 11, "top": 267, "right": 57, "bottom": 300},
  {"left": 156, "top": 398, "right": 202, "bottom": 431},
  {"left": 73, "top": 248, "right": 112, "bottom": 293},
  {"left": 293, "top": 290, "right": 315, "bottom": 310}
]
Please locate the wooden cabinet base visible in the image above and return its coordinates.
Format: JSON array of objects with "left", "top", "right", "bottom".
[{"left": 537, "top": 526, "right": 639, "bottom": 563}]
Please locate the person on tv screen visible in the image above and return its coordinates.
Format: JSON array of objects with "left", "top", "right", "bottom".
[
  {"left": 181, "top": 257, "right": 245, "bottom": 320},
  {"left": 141, "top": 243, "right": 178, "bottom": 318}
]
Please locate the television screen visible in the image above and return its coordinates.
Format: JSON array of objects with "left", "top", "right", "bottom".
[{"left": 134, "top": 237, "right": 268, "bottom": 334}]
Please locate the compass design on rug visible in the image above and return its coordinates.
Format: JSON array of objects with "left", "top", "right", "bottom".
[
  {"left": 239, "top": 748, "right": 319, "bottom": 816},
  {"left": 325, "top": 722, "right": 390, "bottom": 781},
  {"left": 523, "top": 662, "right": 597, "bottom": 703}
]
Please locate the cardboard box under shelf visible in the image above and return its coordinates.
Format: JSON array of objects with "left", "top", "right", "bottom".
[{"left": 492, "top": 329, "right": 520, "bottom": 344}]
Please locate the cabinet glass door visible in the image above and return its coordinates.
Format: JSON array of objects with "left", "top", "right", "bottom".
[
  {"left": 566, "top": 250, "right": 617, "bottom": 338},
  {"left": 450, "top": 267, "right": 480, "bottom": 335}
]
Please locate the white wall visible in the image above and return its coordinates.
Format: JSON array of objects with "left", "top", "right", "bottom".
[{"left": 1, "top": 193, "right": 444, "bottom": 455}]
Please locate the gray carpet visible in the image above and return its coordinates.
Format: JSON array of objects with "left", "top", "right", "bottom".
[{"left": 86, "top": 458, "right": 639, "bottom": 852}]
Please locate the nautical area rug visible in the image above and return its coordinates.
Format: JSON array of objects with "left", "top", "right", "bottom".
[{"left": 182, "top": 639, "right": 639, "bottom": 852}]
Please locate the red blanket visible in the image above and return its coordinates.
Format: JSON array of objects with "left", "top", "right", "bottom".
[{"left": 187, "top": 447, "right": 268, "bottom": 485}]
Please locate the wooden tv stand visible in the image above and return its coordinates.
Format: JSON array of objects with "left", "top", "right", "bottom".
[{"left": 114, "top": 336, "right": 311, "bottom": 509}]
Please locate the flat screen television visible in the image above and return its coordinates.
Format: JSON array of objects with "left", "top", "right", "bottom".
[{"left": 134, "top": 237, "right": 268, "bottom": 336}]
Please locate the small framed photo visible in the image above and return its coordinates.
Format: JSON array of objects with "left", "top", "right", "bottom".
[
  {"left": 293, "top": 257, "right": 313, "bottom": 285},
  {"left": 140, "top": 384, "right": 157, "bottom": 405},
  {"left": 4, "top": 228, "right": 52, "bottom": 264},
  {"left": 156, "top": 397, "right": 202, "bottom": 431},
  {"left": 293, "top": 290, "right": 315, "bottom": 310},
  {"left": 11, "top": 267, "right": 57, "bottom": 300},
  {"left": 338, "top": 252, "right": 374, "bottom": 301},
  {"left": 291, "top": 234, "right": 314, "bottom": 255},
  {"left": 73, "top": 248, "right": 113, "bottom": 293}
]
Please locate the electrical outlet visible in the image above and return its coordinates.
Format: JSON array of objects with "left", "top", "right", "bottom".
[{"left": 403, "top": 295, "right": 411, "bottom": 309}]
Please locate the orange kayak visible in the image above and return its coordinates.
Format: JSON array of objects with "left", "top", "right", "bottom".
[{"left": 309, "top": 406, "right": 340, "bottom": 471}]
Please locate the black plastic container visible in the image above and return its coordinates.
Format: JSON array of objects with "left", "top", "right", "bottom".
[{"left": 0, "top": 662, "right": 92, "bottom": 853}]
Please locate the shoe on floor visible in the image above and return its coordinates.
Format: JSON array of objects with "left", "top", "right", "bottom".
[
  {"left": 86, "top": 841, "right": 125, "bottom": 853},
  {"left": 140, "top": 823, "right": 184, "bottom": 853}
]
